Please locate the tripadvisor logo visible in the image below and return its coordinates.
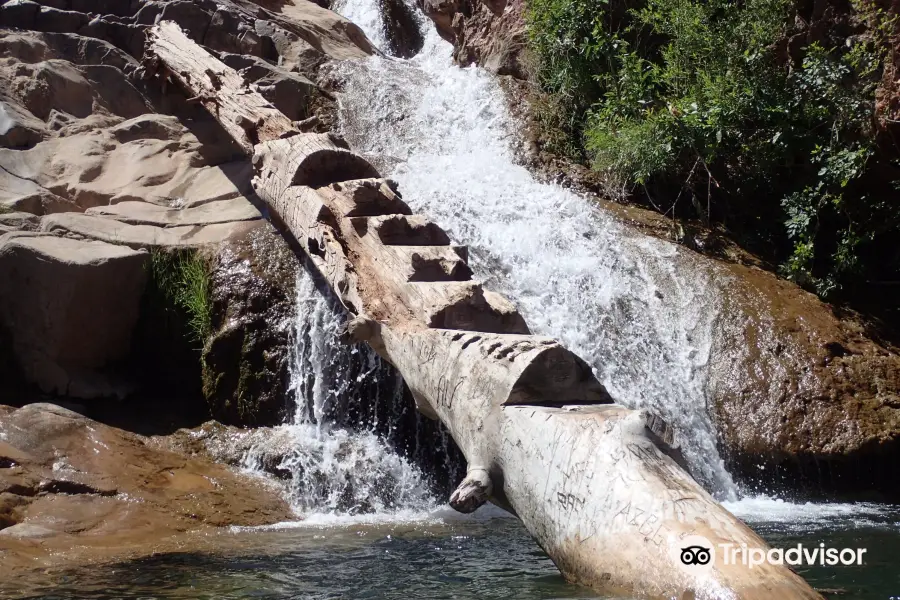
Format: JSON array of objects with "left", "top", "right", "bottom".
[
  {"left": 671, "top": 535, "right": 867, "bottom": 574},
  {"left": 672, "top": 535, "right": 717, "bottom": 575}
]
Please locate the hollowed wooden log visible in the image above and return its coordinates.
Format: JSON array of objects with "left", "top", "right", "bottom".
[{"left": 147, "top": 21, "right": 823, "bottom": 600}]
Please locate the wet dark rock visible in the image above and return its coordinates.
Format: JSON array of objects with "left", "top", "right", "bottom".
[
  {"left": 420, "top": 0, "right": 527, "bottom": 78},
  {"left": 202, "top": 221, "right": 299, "bottom": 426},
  {"left": 380, "top": 0, "right": 423, "bottom": 58},
  {"left": 0, "top": 0, "right": 372, "bottom": 423},
  {"left": 0, "top": 1, "right": 41, "bottom": 29}
]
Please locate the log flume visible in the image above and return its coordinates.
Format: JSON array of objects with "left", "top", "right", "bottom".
[{"left": 146, "top": 21, "right": 822, "bottom": 599}]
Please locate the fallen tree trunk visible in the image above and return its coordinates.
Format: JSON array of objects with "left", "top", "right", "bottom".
[{"left": 147, "top": 21, "right": 822, "bottom": 599}]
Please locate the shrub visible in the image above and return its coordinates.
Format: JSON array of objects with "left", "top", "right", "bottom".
[{"left": 527, "top": 0, "right": 900, "bottom": 307}]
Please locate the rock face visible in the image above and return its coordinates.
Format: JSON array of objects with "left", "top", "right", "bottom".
[
  {"left": 0, "top": 403, "right": 292, "bottom": 569},
  {"left": 710, "top": 263, "right": 900, "bottom": 499},
  {"left": 0, "top": 233, "right": 148, "bottom": 398},
  {"left": 0, "top": 0, "right": 373, "bottom": 408},
  {"left": 202, "top": 222, "right": 299, "bottom": 426},
  {"left": 422, "top": 0, "right": 528, "bottom": 78}
]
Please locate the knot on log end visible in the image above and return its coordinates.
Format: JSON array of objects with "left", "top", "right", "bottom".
[
  {"left": 449, "top": 468, "right": 492, "bottom": 513},
  {"left": 341, "top": 315, "right": 379, "bottom": 344}
]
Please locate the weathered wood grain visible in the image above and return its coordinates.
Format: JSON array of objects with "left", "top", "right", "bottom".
[{"left": 147, "top": 21, "right": 295, "bottom": 153}]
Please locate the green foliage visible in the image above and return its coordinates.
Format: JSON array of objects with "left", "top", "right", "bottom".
[
  {"left": 527, "top": 0, "right": 900, "bottom": 304},
  {"left": 150, "top": 249, "right": 213, "bottom": 346}
]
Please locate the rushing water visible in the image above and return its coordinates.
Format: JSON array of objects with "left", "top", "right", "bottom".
[
  {"left": 230, "top": 270, "right": 459, "bottom": 519},
  {"left": 328, "top": 1, "right": 736, "bottom": 497}
]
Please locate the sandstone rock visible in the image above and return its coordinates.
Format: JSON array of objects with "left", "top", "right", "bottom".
[
  {"left": 79, "top": 64, "right": 150, "bottom": 119},
  {"left": 8, "top": 60, "right": 95, "bottom": 120},
  {"left": 0, "top": 118, "right": 252, "bottom": 212},
  {"left": 0, "top": 189, "right": 76, "bottom": 215},
  {"left": 259, "top": 0, "right": 377, "bottom": 62},
  {"left": 0, "top": 4, "right": 362, "bottom": 426},
  {"left": 41, "top": 212, "right": 260, "bottom": 248},
  {"left": 710, "top": 263, "right": 900, "bottom": 499},
  {"left": 421, "top": 0, "right": 528, "bottom": 78},
  {"left": 0, "top": 402, "right": 293, "bottom": 568},
  {"left": 86, "top": 197, "right": 261, "bottom": 227},
  {"left": 0, "top": 211, "right": 40, "bottom": 230},
  {"left": 0, "top": 0, "right": 378, "bottom": 221},
  {"left": 0, "top": 100, "right": 44, "bottom": 148},
  {"left": 0, "top": 233, "right": 148, "bottom": 398}
]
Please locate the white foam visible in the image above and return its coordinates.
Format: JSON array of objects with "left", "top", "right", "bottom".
[
  {"left": 233, "top": 271, "right": 438, "bottom": 520},
  {"left": 724, "top": 496, "right": 896, "bottom": 529},
  {"left": 231, "top": 503, "right": 513, "bottom": 532}
]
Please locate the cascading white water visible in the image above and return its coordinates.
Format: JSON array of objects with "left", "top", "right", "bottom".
[
  {"left": 241, "top": 270, "right": 439, "bottom": 519},
  {"left": 327, "top": 2, "right": 738, "bottom": 497}
]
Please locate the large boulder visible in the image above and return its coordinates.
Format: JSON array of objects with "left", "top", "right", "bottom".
[
  {"left": 0, "top": 233, "right": 148, "bottom": 398},
  {"left": 710, "top": 262, "right": 900, "bottom": 499},
  {"left": 422, "top": 0, "right": 528, "bottom": 79},
  {"left": 0, "top": 402, "right": 292, "bottom": 570}
]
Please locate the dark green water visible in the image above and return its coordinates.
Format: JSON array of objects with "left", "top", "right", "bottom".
[{"left": 5, "top": 507, "right": 900, "bottom": 600}]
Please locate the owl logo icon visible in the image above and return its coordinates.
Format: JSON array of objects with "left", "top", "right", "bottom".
[
  {"left": 671, "top": 534, "right": 716, "bottom": 575},
  {"left": 680, "top": 545, "right": 712, "bottom": 566}
]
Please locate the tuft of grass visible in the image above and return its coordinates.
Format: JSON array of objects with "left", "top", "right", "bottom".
[{"left": 150, "top": 249, "right": 213, "bottom": 346}]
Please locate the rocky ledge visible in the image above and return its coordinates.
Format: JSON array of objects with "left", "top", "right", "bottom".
[
  {"left": 0, "top": 403, "right": 293, "bottom": 572},
  {"left": 0, "top": 0, "right": 376, "bottom": 409}
]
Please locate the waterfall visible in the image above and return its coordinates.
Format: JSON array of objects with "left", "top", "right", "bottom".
[
  {"left": 241, "top": 270, "right": 448, "bottom": 520},
  {"left": 328, "top": 0, "right": 739, "bottom": 498}
]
